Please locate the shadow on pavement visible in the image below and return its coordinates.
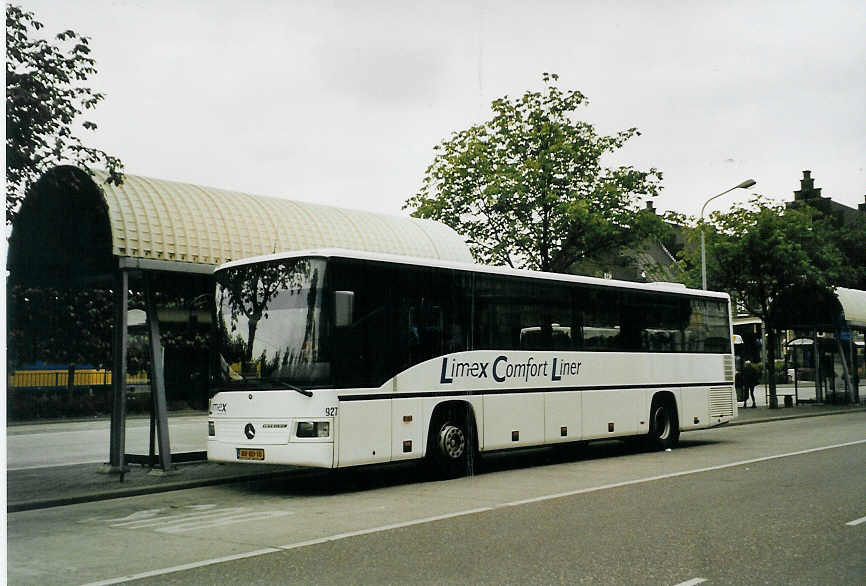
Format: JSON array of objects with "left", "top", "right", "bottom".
[
  {"left": 8, "top": 404, "right": 863, "bottom": 511},
  {"left": 221, "top": 436, "right": 729, "bottom": 499}
]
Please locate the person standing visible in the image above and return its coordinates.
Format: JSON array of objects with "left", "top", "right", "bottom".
[{"left": 742, "top": 361, "right": 759, "bottom": 408}]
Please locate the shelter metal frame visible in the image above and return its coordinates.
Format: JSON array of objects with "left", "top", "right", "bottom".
[{"left": 7, "top": 165, "right": 472, "bottom": 474}]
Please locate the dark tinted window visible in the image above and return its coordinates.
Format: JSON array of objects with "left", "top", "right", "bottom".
[
  {"left": 576, "top": 288, "right": 621, "bottom": 350},
  {"left": 574, "top": 287, "right": 725, "bottom": 353},
  {"left": 328, "top": 259, "right": 471, "bottom": 388},
  {"left": 392, "top": 265, "right": 472, "bottom": 369},
  {"left": 474, "top": 275, "right": 573, "bottom": 350},
  {"left": 474, "top": 276, "right": 729, "bottom": 354},
  {"left": 687, "top": 298, "right": 731, "bottom": 353}
]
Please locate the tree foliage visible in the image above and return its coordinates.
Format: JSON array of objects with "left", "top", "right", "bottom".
[
  {"left": 6, "top": 3, "right": 123, "bottom": 224},
  {"left": 7, "top": 286, "right": 115, "bottom": 368},
  {"left": 8, "top": 284, "right": 212, "bottom": 373},
  {"left": 404, "top": 73, "right": 664, "bottom": 273},
  {"left": 702, "top": 197, "right": 844, "bottom": 322},
  {"left": 684, "top": 196, "right": 852, "bottom": 397},
  {"left": 831, "top": 211, "right": 866, "bottom": 290}
]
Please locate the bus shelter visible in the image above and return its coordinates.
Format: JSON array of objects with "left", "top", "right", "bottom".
[
  {"left": 7, "top": 165, "right": 472, "bottom": 473},
  {"left": 771, "top": 285, "right": 865, "bottom": 404}
]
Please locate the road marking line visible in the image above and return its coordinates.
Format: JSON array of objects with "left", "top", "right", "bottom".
[
  {"left": 845, "top": 515, "right": 866, "bottom": 527},
  {"left": 277, "top": 506, "right": 495, "bottom": 550},
  {"left": 499, "top": 439, "right": 866, "bottom": 508},
  {"left": 187, "top": 504, "right": 219, "bottom": 511},
  {"left": 673, "top": 579, "right": 707, "bottom": 586},
  {"left": 99, "top": 509, "right": 164, "bottom": 523},
  {"left": 158, "top": 511, "right": 292, "bottom": 533},
  {"left": 79, "top": 548, "right": 282, "bottom": 586},
  {"left": 110, "top": 507, "right": 250, "bottom": 528},
  {"left": 78, "top": 438, "right": 866, "bottom": 586}
]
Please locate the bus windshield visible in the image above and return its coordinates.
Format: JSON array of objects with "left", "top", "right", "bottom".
[{"left": 215, "top": 258, "right": 330, "bottom": 387}]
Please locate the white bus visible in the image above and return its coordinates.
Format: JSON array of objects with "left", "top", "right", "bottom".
[{"left": 207, "top": 249, "right": 736, "bottom": 476}]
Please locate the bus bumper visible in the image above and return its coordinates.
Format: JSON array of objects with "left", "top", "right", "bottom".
[{"left": 207, "top": 439, "right": 334, "bottom": 468}]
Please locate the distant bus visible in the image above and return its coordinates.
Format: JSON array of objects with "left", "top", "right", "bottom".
[{"left": 207, "top": 249, "right": 736, "bottom": 476}]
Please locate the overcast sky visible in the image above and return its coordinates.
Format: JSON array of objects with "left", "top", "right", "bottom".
[{"left": 19, "top": 0, "right": 866, "bottom": 219}]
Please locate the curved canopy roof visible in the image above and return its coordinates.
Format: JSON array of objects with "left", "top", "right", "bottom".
[
  {"left": 835, "top": 287, "right": 866, "bottom": 328},
  {"left": 770, "top": 284, "right": 866, "bottom": 331},
  {"left": 94, "top": 169, "right": 471, "bottom": 265},
  {"left": 8, "top": 166, "right": 471, "bottom": 285}
]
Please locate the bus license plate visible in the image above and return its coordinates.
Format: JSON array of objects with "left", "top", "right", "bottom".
[{"left": 237, "top": 448, "right": 264, "bottom": 461}]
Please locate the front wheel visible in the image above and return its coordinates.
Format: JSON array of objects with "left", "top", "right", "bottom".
[
  {"left": 429, "top": 412, "right": 475, "bottom": 478},
  {"left": 648, "top": 401, "right": 680, "bottom": 450}
]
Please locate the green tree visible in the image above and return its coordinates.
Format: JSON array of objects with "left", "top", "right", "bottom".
[
  {"left": 693, "top": 196, "right": 846, "bottom": 401},
  {"left": 6, "top": 3, "right": 123, "bottom": 225},
  {"left": 830, "top": 211, "right": 866, "bottom": 290},
  {"left": 7, "top": 286, "right": 116, "bottom": 368},
  {"left": 404, "top": 73, "right": 664, "bottom": 273}
]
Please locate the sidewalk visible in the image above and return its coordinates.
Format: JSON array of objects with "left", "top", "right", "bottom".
[{"left": 7, "top": 403, "right": 865, "bottom": 512}]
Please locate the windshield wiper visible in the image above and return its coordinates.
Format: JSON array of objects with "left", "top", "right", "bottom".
[
  {"left": 275, "top": 380, "right": 313, "bottom": 397},
  {"left": 215, "top": 378, "right": 313, "bottom": 397}
]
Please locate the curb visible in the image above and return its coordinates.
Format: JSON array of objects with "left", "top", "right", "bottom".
[
  {"left": 727, "top": 407, "right": 866, "bottom": 427},
  {"left": 7, "top": 466, "right": 314, "bottom": 513},
  {"left": 9, "top": 407, "right": 865, "bottom": 512}
]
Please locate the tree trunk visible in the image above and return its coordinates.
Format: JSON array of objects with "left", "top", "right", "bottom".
[
  {"left": 766, "top": 325, "right": 778, "bottom": 408},
  {"left": 245, "top": 318, "right": 259, "bottom": 366}
]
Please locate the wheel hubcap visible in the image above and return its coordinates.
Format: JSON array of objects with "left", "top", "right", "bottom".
[{"left": 439, "top": 424, "right": 466, "bottom": 459}]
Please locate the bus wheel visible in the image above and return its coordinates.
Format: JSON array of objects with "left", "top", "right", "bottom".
[
  {"left": 648, "top": 400, "right": 680, "bottom": 450},
  {"left": 429, "top": 410, "right": 475, "bottom": 478}
]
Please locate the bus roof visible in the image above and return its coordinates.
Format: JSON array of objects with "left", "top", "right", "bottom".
[{"left": 216, "top": 248, "right": 730, "bottom": 300}]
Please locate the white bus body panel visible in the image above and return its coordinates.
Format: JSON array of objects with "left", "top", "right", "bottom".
[
  {"left": 581, "top": 389, "right": 645, "bottom": 438},
  {"left": 544, "top": 391, "right": 582, "bottom": 443},
  {"left": 338, "top": 400, "right": 391, "bottom": 467},
  {"left": 208, "top": 350, "right": 735, "bottom": 468},
  {"left": 483, "top": 393, "right": 546, "bottom": 450},
  {"left": 391, "top": 398, "right": 423, "bottom": 461}
]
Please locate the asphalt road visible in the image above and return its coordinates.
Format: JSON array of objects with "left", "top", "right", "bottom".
[{"left": 6, "top": 412, "right": 865, "bottom": 585}]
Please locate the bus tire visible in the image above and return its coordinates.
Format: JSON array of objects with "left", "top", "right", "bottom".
[
  {"left": 428, "top": 406, "right": 476, "bottom": 478},
  {"left": 648, "top": 398, "right": 680, "bottom": 450}
]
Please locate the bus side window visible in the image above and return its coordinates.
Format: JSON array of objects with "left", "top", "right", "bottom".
[
  {"left": 577, "top": 288, "right": 620, "bottom": 351},
  {"left": 394, "top": 267, "right": 470, "bottom": 368}
]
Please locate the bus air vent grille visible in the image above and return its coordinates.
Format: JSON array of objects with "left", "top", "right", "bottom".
[
  {"left": 709, "top": 386, "right": 734, "bottom": 417},
  {"left": 723, "top": 355, "right": 734, "bottom": 382}
]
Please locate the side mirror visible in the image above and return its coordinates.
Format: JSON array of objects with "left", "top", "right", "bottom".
[{"left": 334, "top": 291, "right": 354, "bottom": 328}]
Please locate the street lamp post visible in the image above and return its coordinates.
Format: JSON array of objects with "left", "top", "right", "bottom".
[{"left": 700, "top": 178, "right": 756, "bottom": 290}]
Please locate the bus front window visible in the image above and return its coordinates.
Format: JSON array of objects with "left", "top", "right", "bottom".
[{"left": 215, "top": 258, "right": 330, "bottom": 387}]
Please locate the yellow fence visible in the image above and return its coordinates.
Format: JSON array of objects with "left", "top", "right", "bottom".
[{"left": 8, "top": 370, "right": 150, "bottom": 389}]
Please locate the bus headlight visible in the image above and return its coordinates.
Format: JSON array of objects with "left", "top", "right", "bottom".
[{"left": 296, "top": 421, "right": 330, "bottom": 438}]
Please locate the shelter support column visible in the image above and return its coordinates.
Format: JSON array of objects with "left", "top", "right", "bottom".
[
  {"left": 852, "top": 333, "right": 861, "bottom": 402},
  {"left": 814, "top": 331, "right": 822, "bottom": 403},
  {"left": 837, "top": 335, "right": 855, "bottom": 404},
  {"left": 108, "top": 269, "right": 129, "bottom": 472},
  {"left": 144, "top": 273, "right": 172, "bottom": 471}
]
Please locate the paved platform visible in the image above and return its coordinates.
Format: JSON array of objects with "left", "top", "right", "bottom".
[{"left": 6, "top": 402, "right": 865, "bottom": 512}]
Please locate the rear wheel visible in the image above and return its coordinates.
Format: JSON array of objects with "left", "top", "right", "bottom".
[{"left": 648, "top": 400, "right": 680, "bottom": 450}]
